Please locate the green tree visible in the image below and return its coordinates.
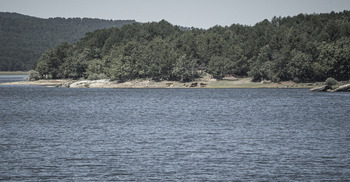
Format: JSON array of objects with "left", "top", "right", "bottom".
[
  {"left": 317, "top": 38, "right": 350, "bottom": 81},
  {"left": 85, "top": 59, "right": 107, "bottom": 79},
  {"left": 207, "top": 56, "right": 231, "bottom": 80},
  {"left": 325, "top": 77, "right": 337, "bottom": 87},
  {"left": 59, "top": 49, "right": 90, "bottom": 79},
  {"left": 0, "top": 12, "right": 135, "bottom": 71},
  {"left": 35, "top": 49, "right": 58, "bottom": 79},
  {"left": 31, "top": 12, "right": 350, "bottom": 83},
  {"left": 108, "top": 55, "right": 136, "bottom": 81},
  {"left": 248, "top": 45, "right": 274, "bottom": 81},
  {"left": 28, "top": 70, "right": 40, "bottom": 81},
  {"left": 311, "top": 62, "right": 324, "bottom": 81},
  {"left": 172, "top": 54, "right": 199, "bottom": 82},
  {"left": 287, "top": 50, "right": 313, "bottom": 82},
  {"left": 146, "top": 37, "right": 176, "bottom": 80}
]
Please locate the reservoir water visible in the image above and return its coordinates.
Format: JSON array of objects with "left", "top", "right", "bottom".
[
  {"left": 0, "top": 84, "right": 350, "bottom": 181},
  {"left": 0, "top": 75, "right": 27, "bottom": 84}
]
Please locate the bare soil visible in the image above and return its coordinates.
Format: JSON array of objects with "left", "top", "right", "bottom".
[{"left": 0, "top": 76, "right": 322, "bottom": 89}]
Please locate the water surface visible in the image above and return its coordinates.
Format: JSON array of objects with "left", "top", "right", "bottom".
[
  {"left": 0, "top": 75, "right": 28, "bottom": 84},
  {"left": 1, "top": 86, "right": 349, "bottom": 181}
]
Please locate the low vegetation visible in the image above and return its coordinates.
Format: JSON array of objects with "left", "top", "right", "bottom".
[
  {"left": 28, "top": 70, "right": 40, "bottom": 81},
  {"left": 325, "top": 77, "right": 338, "bottom": 87}
]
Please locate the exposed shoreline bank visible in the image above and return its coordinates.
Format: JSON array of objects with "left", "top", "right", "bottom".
[{"left": 0, "top": 76, "right": 325, "bottom": 89}]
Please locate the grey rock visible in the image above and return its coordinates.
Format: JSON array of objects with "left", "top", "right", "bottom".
[
  {"left": 309, "top": 85, "right": 332, "bottom": 92},
  {"left": 332, "top": 84, "right": 350, "bottom": 92}
]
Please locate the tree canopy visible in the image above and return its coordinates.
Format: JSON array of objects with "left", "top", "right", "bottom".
[{"left": 34, "top": 11, "right": 350, "bottom": 82}]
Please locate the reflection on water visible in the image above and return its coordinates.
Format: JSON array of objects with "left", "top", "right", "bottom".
[{"left": 0, "top": 86, "right": 350, "bottom": 181}]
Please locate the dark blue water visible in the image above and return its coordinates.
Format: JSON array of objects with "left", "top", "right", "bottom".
[
  {"left": 0, "top": 75, "right": 28, "bottom": 83},
  {"left": 1, "top": 85, "right": 350, "bottom": 181}
]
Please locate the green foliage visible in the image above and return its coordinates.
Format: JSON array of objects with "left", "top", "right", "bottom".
[
  {"left": 317, "top": 38, "right": 350, "bottom": 81},
  {"left": 35, "top": 50, "right": 57, "bottom": 79},
  {"left": 172, "top": 55, "right": 199, "bottom": 82},
  {"left": 35, "top": 43, "right": 72, "bottom": 79},
  {"left": 325, "top": 77, "right": 337, "bottom": 87},
  {"left": 31, "top": 11, "right": 350, "bottom": 83},
  {"left": 59, "top": 49, "right": 90, "bottom": 79},
  {"left": 248, "top": 45, "right": 275, "bottom": 81},
  {"left": 108, "top": 55, "right": 137, "bottom": 81},
  {"left": 208, "top": 56, "right": 231, "bottom": 80},
  {"left": 28, "top": 70, "right": 40, "bottom": 81},
  {"left": 311, "top": 62, "right": 324, "bottom": 81},
  {"left": 0, "top": 12, "right": 135, "bottom": 71},
  {"left": 85, "top": 59, "right": 106, "bottom": 77},
  {"left": 87, "top": 73, "right": 108, "bottom": 80},
  {"left": 287, "top": 50, "right": 313, "bottom": 82}
]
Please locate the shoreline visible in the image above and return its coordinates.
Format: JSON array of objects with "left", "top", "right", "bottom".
[
  {"left": 0, "top": 71, "right": 29, "bottom": 76},
  {"left": 0, "top": 77, "right": 323, "bottom": 89}
]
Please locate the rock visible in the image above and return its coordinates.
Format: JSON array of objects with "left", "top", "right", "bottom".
[
  {"left": 59, "top": 82, "right": 72, "bottom": 88},
  {"left": 309, "top": 85, "right": 332, "bottom": 92},
  {"left": 166, "top": 82, "right": 173, "bottom": 87},
  {"left": 200, "top": 83, "right": 208, "bottom": 87},
  {"left": 332, "top": 84, "right": 350, "bottom": 92},
  {"left": 68, "top": 79, "right": 110, "bottom": 88},
  {"left": 190, "top": 82, "right": 198, "bottom": 87},
  {"left": 261, "top": 80, "right": 271, "bottom": 84},
  {"left": 69, "top": 80, "right": 91, "bottom": 88}
]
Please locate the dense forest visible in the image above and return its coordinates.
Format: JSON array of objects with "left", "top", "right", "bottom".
[
  {"left": 34, "top": 11, "right": 350, "bottom": 82},
  {"left": 0, "top": 12, "right": 136, "bottom": 71}
]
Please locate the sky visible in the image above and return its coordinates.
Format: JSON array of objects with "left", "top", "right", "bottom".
[{"left": 0, "top": 0, "right": 349, "bottom": 29}]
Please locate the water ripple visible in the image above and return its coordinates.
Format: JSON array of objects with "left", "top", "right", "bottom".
[{"left": 1, "top": 87, "right": 350, "bottom": 181}]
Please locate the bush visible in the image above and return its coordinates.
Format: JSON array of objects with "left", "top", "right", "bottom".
[
  {"left": 325, "top": 77, "right": 337, "bottom": 87},
  {"left": 87, "top": 73, "right": 108, "bottom": 80},
  {"left": 271, "top": 74, "right": 281, "bottom": 83},
  {"left": 293, "top": 77, "right": 300, "bottom": 83},
  {"left": 28, "top": 70, "right": 40, "bottom": 81}
]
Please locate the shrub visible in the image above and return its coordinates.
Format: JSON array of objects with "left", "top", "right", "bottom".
[
  {"left": 293, "top": 77, "right": 300, "bottom": 83},
  {"left": 28, "top": 70, "right": 40, "bottom": 81},
  {"left": 271, "top": 74, "right": 281, "bottom": 83},
  {"left": 87, "top": 73, "right": 108, "bottom": 80},
  {"left": 325, "top": 77, "right": 337, "bottom": 87}
]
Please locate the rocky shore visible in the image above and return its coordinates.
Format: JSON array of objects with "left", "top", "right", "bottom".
[
  {"left": 309, "top": 83, "right": 350, "bottom": 92},
  {"left": 333, "top": 84, "right": 350, "bottom": 92},
  {"left": 2, "top": 72, "right": 348, "bottom": 90},
  {"left": 0, "top": 76, "right": 329, "bottom": 89}
]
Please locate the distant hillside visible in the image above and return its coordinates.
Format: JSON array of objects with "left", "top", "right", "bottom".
[{"left": 0, "top": 12, "right": 136, "bottom": 71}]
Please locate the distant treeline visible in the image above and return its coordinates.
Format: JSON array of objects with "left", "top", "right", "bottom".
[
  {"left": 0, "top": 12, "right": 136, "bottom": 71},
  {"left": 34, "top": 11, "right": 350, "bottom": 82}
]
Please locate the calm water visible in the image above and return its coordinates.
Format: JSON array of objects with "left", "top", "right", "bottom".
[
  {"left": 1, "top": 84, "right": 350, "bottom": 181},
  {"left": 0, "top": 75, "right": 28, "bottom": 84}
]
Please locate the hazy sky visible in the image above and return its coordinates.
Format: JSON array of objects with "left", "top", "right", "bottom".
[{"left": 1, "top": 0, "right": 349, "bottom": 29}]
